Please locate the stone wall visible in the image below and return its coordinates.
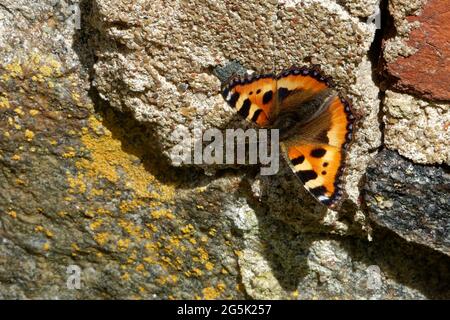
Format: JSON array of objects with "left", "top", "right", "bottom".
[{"left": 0, "top": 0, "right": 448, "bottom": 299}]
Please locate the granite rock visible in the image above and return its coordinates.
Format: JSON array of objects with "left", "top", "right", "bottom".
[
  {"left": 90, "top": 0, "right": 383, "bottom": 231},
  {"left": 364, "top": 149, "right": 450, "bottom": 257},
  {"left": 0, "top": 0, "right": 449, "bottom": 300},
  {"left": 383, "top": 90, "right": 450, "bottom": 165}
]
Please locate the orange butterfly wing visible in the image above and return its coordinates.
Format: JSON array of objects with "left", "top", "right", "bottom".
[
  {"left": 222, "top": 74, "right": 276, "bottom": 127},
  {"left": 221, "top": 66, "right": 356, "bottom": 209},
  {"left": 283, "top": 95, "right": 355, "bottom": 209}
]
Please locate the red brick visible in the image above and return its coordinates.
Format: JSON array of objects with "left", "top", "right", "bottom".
[{"left": 386, "top": 0, "right": 450, "bottom": 101}]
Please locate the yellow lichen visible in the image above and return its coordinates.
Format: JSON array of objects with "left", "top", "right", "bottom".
[
  {"left": 67, "top": 174, "right": 86, "bottom": 193},
  {"left": 24, "top": 129, "right": 35, "bottom": 141},
  {"left": 89, "top": 219, "right": 103, "bottom": 231},
  {"left": 7, "top": 211, "right": 17, "bottom": 219},
  {"left": 208, "top": 228, "right": 217, "bottom": 237},
  {"left": 29, "top": 109, "right": 40, "bottom": 116},
  {"left": 117, "top": 238, "right": 131, "bottom": 251},
  {"left": 62, "top": 147, "right": 76, "bottom": 158},
  {"left": 151, "top": 208, "right": 175, "bottom": 220},
  {"left": 35, "top": 225, "right": 53, "bottom": 238},
  {"left": 0, "top": 97, "right": 10, "bottom": 109},
  {"left": 121, "top": 272, "right": 130, "bottom": 281},
  {"left": 94, "top": 232, "right": 109, "bottom": 246},
  {"left": 5, "top": 61, "right": 23, "bottom": 77},
  {"left": 39, "top": 65, "right": 53, "bottom": 77},
  {"left": 14, "top": 107, "right": 24, "bottom": 116},
  {"left": 205, "top": 262, "right": 214, "bottom": 271},
  {"left": 202, "top": 286, "right": 222, "bottom": 300}
]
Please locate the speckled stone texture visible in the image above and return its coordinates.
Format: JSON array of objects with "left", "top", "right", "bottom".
[
  {"left": 364, "top": 150, "right": 450, "bottom": 257},
  {"left": 383, "top": 91, "right": 450, "bottom": 165},
  {"left": 1, "top": 0, "right": 450, "bottom": 300}
]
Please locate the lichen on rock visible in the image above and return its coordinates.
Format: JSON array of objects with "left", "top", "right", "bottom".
[{"left": 0, "top": 0, "right": 449, "bottom": 300}]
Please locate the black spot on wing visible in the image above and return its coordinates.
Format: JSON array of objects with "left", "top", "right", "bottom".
[
  {"left": 291, "top": 155, "right": 305, "bottom": 166},
  {"left": 222, "top": 87, "right": 229, "bottom": 100},
  {"left": 310, "top": 148, "right": 326, "bottom": 158},
  {"left": 262, "top": 91, "right": 273, "bottom": 104},
  {"left": 309, "top": 186, "right": 327, "bottom": 197},
  {"left": 277, "top": 87, "right": 291, "bottom": 101},
  {"left": 251, "top": 109, "right": 262, "bottom": 122},
  {"left": 228, "top": 92, "right": 240, "bottom": 108},
  {"left": 238, "top": 98, "right": 251, "bottom": 118},
  {"left": 296, "top": 170, "right": 318, "bottom": 183}
]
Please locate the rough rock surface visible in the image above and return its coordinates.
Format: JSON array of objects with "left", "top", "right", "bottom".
[
  {"left": 383, "top": 0, "right": 450, "bottom": 101},
  {"left": 383, "top": 90, "right": 450, "bottom": 165},
  {"left": 0, "top": 0, "right": 449, "bottom": 300},
  {"left": 364, "top": 150, "right": 450, "bottom": 257},
  {"left": 91, "top": 0, "right": 382, "bottom": 233}
]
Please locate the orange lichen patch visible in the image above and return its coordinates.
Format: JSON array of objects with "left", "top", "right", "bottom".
[
  {"left": 37, "top": 97, "right": 235, "bottom": 298},
  {"left": 135, "top": 264, "right": 145, "bottom": 273},
  {"left": 208, "top": 228, "right": 217, "bottom": 237},
  {"left": 14, "top": 108, "right": 24, "bottom": 117},
  {"left": 93, "top": 232, "right": 109, "bottom": 246},
  {"left": 191, "top": 268, "right": 203, "bottom": 277},
  {"left": 7, "top": 211, "right": 17, "bottom": 219},
  {"left": 66, "top": 174, "right": 87, "bottom": 193},
  {"left": 151, "top": 209, "right": 175, "bottom": 220},
  {"left": 75, "top": 115, "right": 176, "bottom": 205},
  {"left": 29, "top": 109, "right": 40, "bottom": 116},
  {"left": 181, "top": 224, "right": 195, "bottom": 234},
  {"left": 202, "top": 282, "right": 226, "bottom": 300},
  {"left": 119, "top": 199, "right": 144, "bottom": 213},
  {"left": 121, "top": 272, "right": 130, "bottom": 281},
  {"left": 11, "top": 154, "right": 21, "bottom": 161},
  {"left": 62, "top": 147, "right": 77, "bottom": 158},
  {"left": 4, "top": 60, "right": 23, "bottom": 77},
  {"left": 89, "top": 220, "right": 103, "bottom": 231},
  {"left": 117, "top": 238, "right": 131, "bottom": 251},
  {"left": 34, "top": 226, "right": 53, "bottom": 238},
  {"left": 118, "top": 219, "right": 142, "bottom": 238},
  {"left": 2, "top": 54, "right": 62, "bottom": 83}
]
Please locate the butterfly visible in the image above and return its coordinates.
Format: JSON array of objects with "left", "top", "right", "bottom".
[{"left": 221, "top": 65, "right": 356, "bottom": 210}]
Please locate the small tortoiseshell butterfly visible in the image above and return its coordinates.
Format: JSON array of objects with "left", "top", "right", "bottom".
[{"left": 221, "top": 65, "right": 356, "bottom": 210}]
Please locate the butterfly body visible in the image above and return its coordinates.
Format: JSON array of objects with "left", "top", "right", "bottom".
[{"left": 221, "top": 65, "right": 356, "bottom": 210}]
